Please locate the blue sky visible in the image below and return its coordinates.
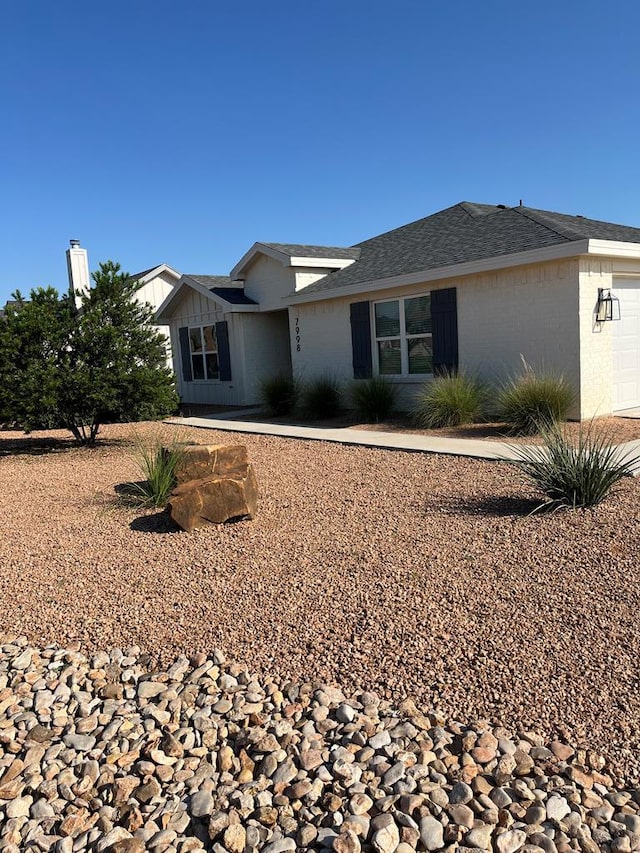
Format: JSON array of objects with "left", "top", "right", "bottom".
[{"left": 1, "top": 0, "right": 639, "bottom": 304}]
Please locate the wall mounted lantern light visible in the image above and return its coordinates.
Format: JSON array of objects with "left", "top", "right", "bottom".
[{"left": 596, "top": 288, "right": 621, "bottom": 322}]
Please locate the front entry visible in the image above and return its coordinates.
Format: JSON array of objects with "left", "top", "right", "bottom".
[{"left": 612, "top": 278, "right": 640, "bottom": 411}]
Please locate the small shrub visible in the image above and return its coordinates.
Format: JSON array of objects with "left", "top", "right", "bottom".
[
  {"left": 125, "top": 441, "right": 184, "bottom": 508},
  {"left": 259, "top": 374, "right": 299, "bottom": 416},
  {"left": 412, "top": 371, "right": 487, "bottom": 428},
  {"left": 497, "top": 363, "right": 574, "bottom": 435},
  {"left": 300, "top": 376, "right": 342, "bottom": 420},
  {"left": 351, "top": 376, "right": 397, "bottom": 422},
  {"left": 510, "top": 422, "right": 640, "bottom": 511}
]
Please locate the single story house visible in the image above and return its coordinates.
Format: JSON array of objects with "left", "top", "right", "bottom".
[{"left": 156, "top": 202, "right": 640, "bottom": 419}]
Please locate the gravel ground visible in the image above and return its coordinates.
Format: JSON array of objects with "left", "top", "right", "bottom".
[
  {"left": 2, "top": 638, "right": 637, "bottom": 853},
  {"left": 1, "top": 422, "right": 640, "bottom": 785}
]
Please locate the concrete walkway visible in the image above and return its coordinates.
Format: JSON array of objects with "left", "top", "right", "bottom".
[
  {"left": 166, "top": 415, "right": 523, "bottom": 461},
  {"left": 166, "top": 414, "right": 640, "bottom": 474}
]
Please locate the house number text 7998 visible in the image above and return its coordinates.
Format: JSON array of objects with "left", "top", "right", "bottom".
[{"left": 295, "top": 317, "right": 301, "bottom": 351}]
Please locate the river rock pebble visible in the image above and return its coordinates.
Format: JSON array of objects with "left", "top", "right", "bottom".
[{"left": 0, "top": 637, "right": 638, "bottom": 852}]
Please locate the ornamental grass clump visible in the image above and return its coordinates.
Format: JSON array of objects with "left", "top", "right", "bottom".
[
  {"left": 300, "top": 376, "right": 343, "bottom": 420},
  {"left": 412, "top": 371, "right": 487, "bottom": 428},
  {"left": 350, "top": 376, "right": 397, "bottom": 422},
  {"left": 510, "top": 421, "right": 640, "bottom": 511},
  {"left": 259, "top": 374, "right": 299, "bottom": 417},
  {"left": 497, "top": 362, "right": 574, "bottom": 435},
  {"left": 125, "top": 441, "right": 184, "bottom": 508}
]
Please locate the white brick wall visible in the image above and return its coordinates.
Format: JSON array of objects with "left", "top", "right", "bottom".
[
  {"left": 243, "top": 255, "right": 295, "bottom": 311},
  {"left": 578, "top": 258, "right": 614, "bottom": 418},
  {"left": 166, "top": 253, "right": 640, "bottom": 417},
  {"left": 289, "top": 300, "right": 353, "bottom": 384},
  {"left": 291, "top": 259, "right": 584, "bottom": 415},
  {"left": 458, "top": 259, "right": 581, "bottom": 418},
  {"left": 241, "top": 311, "right": 291, "bottom": 403}
]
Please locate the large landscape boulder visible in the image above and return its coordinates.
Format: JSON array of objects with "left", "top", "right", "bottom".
[
  {"left": 173, "top": 443, "right": 249, "bottom": 484},
  {"left": 167, "top": 444, "right": 258, "bottom": 532}
]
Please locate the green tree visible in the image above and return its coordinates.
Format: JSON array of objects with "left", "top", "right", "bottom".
[{"left": 0, "top": 262, "right": 178, "bottom": 445}]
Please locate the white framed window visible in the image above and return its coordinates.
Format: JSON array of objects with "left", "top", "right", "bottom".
[
  {"left": 189, "top": 325, "right": 219, "bottom": 380},
  {"left": 374, "top": 295, "right": 432, "bottom": 376}
]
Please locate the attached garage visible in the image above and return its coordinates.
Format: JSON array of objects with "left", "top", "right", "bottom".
[{"left": 612, "top": 279, "right": 640, "bottom": 412}]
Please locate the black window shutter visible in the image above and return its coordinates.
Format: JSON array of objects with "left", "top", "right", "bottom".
[
  {"left": 431, "top": 288, "right": 458, "bottom": 374},
  {"left": 350, "top": 301, "right": 373, "bottom": 379},
  {"left": 216, "top": 321, "right": 232, "bottom": 381},
  {"left": 178, "top": 326, "right": 193, "bottom": 382}
]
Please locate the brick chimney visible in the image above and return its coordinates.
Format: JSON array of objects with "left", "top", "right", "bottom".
[{"left": 66, "top": 239, "right": 90, "bottom": 309}]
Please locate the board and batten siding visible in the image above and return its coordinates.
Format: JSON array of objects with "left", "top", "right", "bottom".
[
  {"left": 168, "top": 287, "right": 246, "bottom": 406},
  {"left": 137, "top": 270, "right": 177, "bottom": 317},
  {"left": 137, "top": 270, "right": 179, "bottom": 366}
]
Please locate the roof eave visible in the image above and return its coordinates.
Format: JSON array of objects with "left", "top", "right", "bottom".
[
  {"left": 289, "top": 256, "right": 357, "bottom": 270},
  {"left": 230, "top": 243, "right": 359, "bottom": 278},
  {"left": 285, "top": 240, "right": 593, "bottom": 305},
  {"left": 230, "top": 242, "right": 291, "bottom": 278},
  {"left": 587, "top": 239, "right": 640, "bottom": 259},
  {"left": 134, "top": 263, "right": 181, "bottom": 285},
  {"left": 155, "top": 275, "right": 260, "bottom": 321}
]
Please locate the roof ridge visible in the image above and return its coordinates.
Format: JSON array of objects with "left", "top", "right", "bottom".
[
  {"left": 458, "top": 201, "right": 502, "bottom": 218},
  {"left": 512, "top": 207, "right": 583, "bottom": 241},
  {"left": 264, "top": 241, "right": 353, "bottom": 248}
]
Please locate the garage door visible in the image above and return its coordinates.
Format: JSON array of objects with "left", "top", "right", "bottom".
[{"left": 612, "top": 279, "right": 640, "bottom": 411}]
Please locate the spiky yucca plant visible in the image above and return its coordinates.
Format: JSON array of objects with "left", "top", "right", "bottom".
[{"left": 510, "top": 421, "right": 639, "bottom": 511}]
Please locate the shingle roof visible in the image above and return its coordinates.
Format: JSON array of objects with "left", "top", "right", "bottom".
[
  {"left": 263, "top": 243, "right": 361, "bottom": 260},
  {"left": 186, "top": 275, "right": 257, "bottom": 305},
  {"left": 130, "top": 266, "right": 159, "bottom": 281},
  {"left": 210, "top": 287, "right": 257, "bottom": 305},
  {"left": 299, "top": 202, "right": 640, "bottom": 295},
  {"left": 187, "top": 274, "right": 233, "bottom": 289}
]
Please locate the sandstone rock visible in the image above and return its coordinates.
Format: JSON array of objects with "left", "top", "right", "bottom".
[
  {"left": 107, "top": 840, "right": 145, "bottom": 853},
  {"left": 223, "top": 824, "right": 246, "bottom": 853},
  {"left": 173, "top": 444, "right": 249, "bottom": 484},
  {"left": 168, "top": 447, "right": 258, "bottom": 532},
  {"left": 334, "top": 829, "right": 362, "bottom": 853},
  {"left": 350, "top": 792, "right": 374, "bottom": 815}
]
